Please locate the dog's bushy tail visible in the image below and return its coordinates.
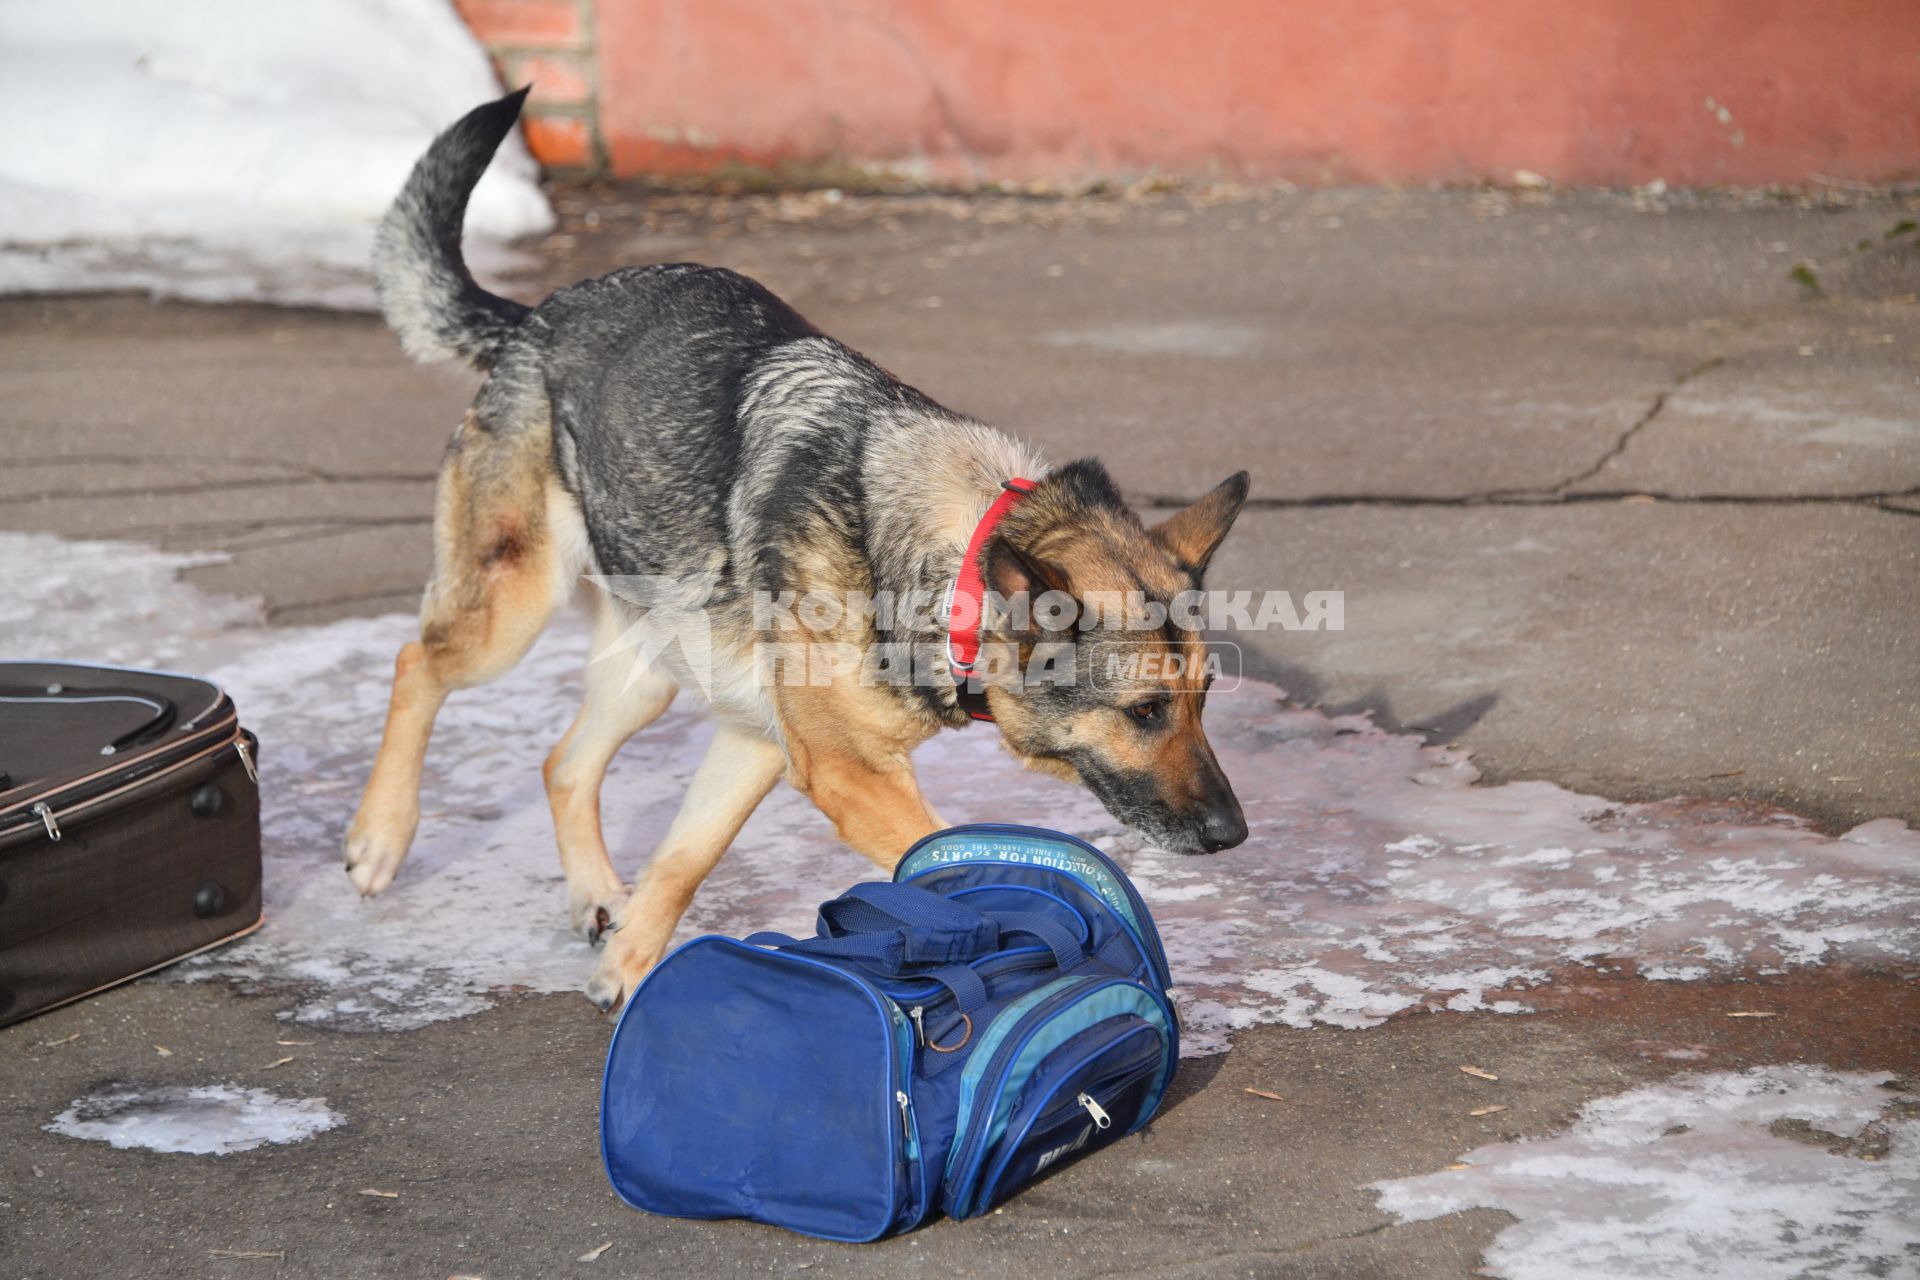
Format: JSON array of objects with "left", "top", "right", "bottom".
[{"left": 374, "top": 88, "right": 533, "bottom": 369}]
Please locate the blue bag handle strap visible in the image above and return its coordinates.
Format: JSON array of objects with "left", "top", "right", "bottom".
[
  {"left": 740, "top": 935, "right": 990, "bottom": 1014},
  {"left": 816, "top": 882, "right": 1000, "bottom": 964},
  {"left": 921, "top": 963, "right": 988, "bottom": 1013},
  {"left": 743, "top": 929, "right": 908, "bottom": 969},
  {"left": 818, "top": 886, "right": 1085, "bottom": 970},
  {"left": 754, "top": 897, "right": 1086, "bottom": 975},
  {"left": 818, "top": 882, "right": 991, "bottom": 936},
  {"left": 984, "top": 910, "right": 1083, "bottom": 971}
]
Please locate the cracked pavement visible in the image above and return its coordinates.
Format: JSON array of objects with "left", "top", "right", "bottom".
[
  {"left": 1, "top": 185, "right": 1917, "bottom": 1278},
  {"left": 4, "top": 185, "right": 1915, "bottom": 824}
]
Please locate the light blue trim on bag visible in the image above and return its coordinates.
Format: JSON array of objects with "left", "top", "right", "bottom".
[
  {"left": 981, "top": 985, "right": 1172, "bottom": 1156},
  {"left": 943, "top": 974, "right": 1087, "bottom": 1184},
  {"left": 946, "top": 980, "right": 1173, "bottom": 1218},
  {"left": 899, "top": 831, "right": 1141, "bottom": 931}
]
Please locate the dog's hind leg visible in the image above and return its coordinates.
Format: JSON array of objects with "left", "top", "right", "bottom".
[
  {"left": 585, "top": 726, "right": 786, "bottom": 1011},
  {"left": 544, "top": 597, "right": 679, "bottom": 943},
  {"left": 345, "top": 412, "right": 581, "bottom": 896}
]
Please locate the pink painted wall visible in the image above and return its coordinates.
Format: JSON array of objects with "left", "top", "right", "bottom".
[{"left": 589, "top": 0, "right": 1919, "bottom": 186}]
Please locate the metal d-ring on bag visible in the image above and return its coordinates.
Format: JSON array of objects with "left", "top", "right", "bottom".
[{"left": 599, "top": 824, "right": 1179, "bottom": 1241}]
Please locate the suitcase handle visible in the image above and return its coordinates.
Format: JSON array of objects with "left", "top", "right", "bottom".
[{"left": 0, "top": 687, "right": 179, "bottom": 751}]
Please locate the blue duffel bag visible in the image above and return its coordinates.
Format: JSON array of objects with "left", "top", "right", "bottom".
[{"left": 600, "top": 823, "right": 1179, "bottom": 1241}]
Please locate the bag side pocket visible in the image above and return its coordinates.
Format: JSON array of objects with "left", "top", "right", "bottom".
[{"left": 970, "top": 1016, "right": 1166, "bottom": 1214}]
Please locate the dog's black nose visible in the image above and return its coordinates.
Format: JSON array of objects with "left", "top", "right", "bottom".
[{"left": 1197, "top": 802, "right": 1248, "bottom": 852}]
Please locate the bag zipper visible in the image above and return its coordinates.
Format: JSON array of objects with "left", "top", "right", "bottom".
[
  {"left": 0, "top": 716, "right": 245, "bottom": 838},
  {"left": 973, "top": 1037, "right": 1162, "bottom": 1213},
  {"left": 1077, "top": 1092, "right": 1113, "bottom": 1129},
  {"left": 945, "top": 976, "right": 1175, "bottom": 1218},
  {"left": 885, "top": 999, "right": 929, "bottom": 1230},
  {"left": 942, "top": 975, "right": 1106, "bottom": 1193},
  {"left": 1026, "top": 1031, "right": 1162, "bottom": 1134}
]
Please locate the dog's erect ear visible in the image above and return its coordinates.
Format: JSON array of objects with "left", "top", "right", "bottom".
[
  {"left": 1153, "top": 471, "right": 1250, "bottom": 574},
  {"left": 987, "top": 538, "right": 1073, "bottom": 601}
]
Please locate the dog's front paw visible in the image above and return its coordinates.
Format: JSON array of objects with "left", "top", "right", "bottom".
[
  {"left": 584, "top": 930, "right": 664, "bottom": 1014},
  {"left": 569, "top": 876, "right": 631, "bottom": 946},
  {"left": 343, "top": 808, "right": 417, "bottom": 897}
]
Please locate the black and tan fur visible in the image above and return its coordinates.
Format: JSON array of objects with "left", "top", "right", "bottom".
[{"left": 346, "top": 91, "right": 1249, "bottom": 1010}]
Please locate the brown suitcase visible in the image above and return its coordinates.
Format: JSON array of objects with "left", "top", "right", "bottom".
[{"left": 0, "top": 661, "right": 262, "bottom": 1027}]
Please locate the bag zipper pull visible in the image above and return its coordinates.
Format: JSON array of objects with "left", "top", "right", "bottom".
[
  {"left": 896, "top": 1089, "right": 913, "bottom": 1135},
  {"left": 908, "top": 1005, "right": 926, "bottom": 1046},
  {"left": 1077, "top": 1092, "right": 1112, "bottom": 1130},
  {"left": 235, "top": 738, "right": 257, "bottom": 784},
  {"left": 32, "top": 802, "right": 61, "bottom": 841}
]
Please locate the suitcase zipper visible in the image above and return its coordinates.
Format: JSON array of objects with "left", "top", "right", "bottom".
[
  {"left": 3, "top": 732, "right": 250, "bottom": 840},
  {"left": 1, "top": 709, "right": 239, "bottom": 827}
]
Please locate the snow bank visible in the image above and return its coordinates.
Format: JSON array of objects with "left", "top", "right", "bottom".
[
  {"left": 1372, "top": 1066, "right": 1920, "bottom": 1280},
  {"left": 0, "top": 0, "right": 552, "bottom": 307},
  {"left": 5, "top": 531, "right": 1917, "bottom": 1041}
]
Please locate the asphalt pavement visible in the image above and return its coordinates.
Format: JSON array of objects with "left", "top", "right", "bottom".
[{"left": 2, "top": 182, "right": 1915, "bottom": 1279}]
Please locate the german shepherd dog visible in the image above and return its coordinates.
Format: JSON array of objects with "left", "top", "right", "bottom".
[{"left": 346, "top": 91, "right": 1249, "bottom": 1011}]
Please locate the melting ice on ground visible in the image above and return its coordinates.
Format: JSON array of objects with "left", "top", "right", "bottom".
[
  {"left": 1371, "top": 1065, "right": 1920, "bottom": 1280},
  {"left": 4, "top": 532, "right": 1917, "bottom": 1044},
  {"left": 45, "top": 1084, "right": 342, "bottom": 1156}
]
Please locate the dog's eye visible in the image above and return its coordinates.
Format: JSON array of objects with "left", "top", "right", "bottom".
[{"left": 1125, "top": 701, "right": 1162, "bottom": 724}]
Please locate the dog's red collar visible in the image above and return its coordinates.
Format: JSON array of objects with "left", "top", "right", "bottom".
[{"left": 946, "top": 477, "right": 1037, "bottom": 720}]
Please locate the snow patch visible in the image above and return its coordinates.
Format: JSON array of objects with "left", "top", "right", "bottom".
[
  {"left": 46, "top": 1083, "right": 342, "bottom": 1155},
  {"left": 6, "top": 532, "right": 1919, "bottom": 1044},
  {"left": 1372, "top": 1066, "right": 1920, "bottom": 1280},
  {"left": 1040, "top": 321, "right": 1262, "bottom": 358},
  {"left": 0, "top": 0, "right": 552, "bottom": 307}
]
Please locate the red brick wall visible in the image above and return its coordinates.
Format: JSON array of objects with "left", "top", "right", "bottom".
[
  {"left": 454, "top": 0, "right": 602, "bottom": 170},
  {"left": 461, "top": 0, "right": 1920, "bottom": 186}
]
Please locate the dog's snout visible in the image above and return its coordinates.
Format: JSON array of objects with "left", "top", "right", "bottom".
[{"left": 1196, "top": 799, "right": 1248, "bottom": 853}]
